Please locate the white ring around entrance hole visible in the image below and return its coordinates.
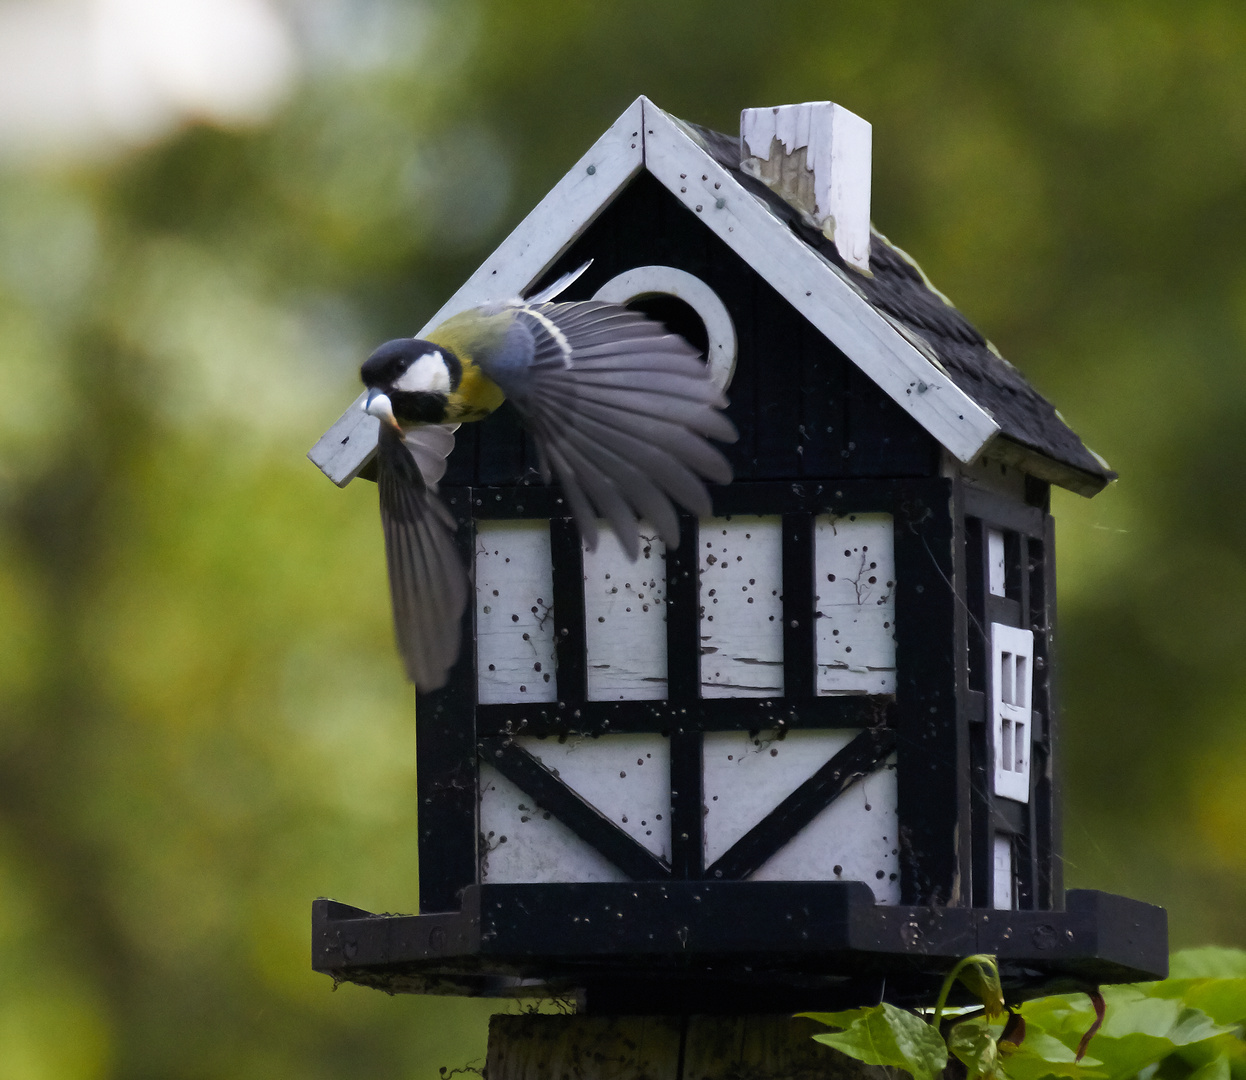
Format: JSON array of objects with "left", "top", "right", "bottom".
[{"left": 591, "top": 265, "right": 737, "bottom": 392}]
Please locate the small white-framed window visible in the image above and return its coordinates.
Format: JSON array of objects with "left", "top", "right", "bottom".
[
  {"left": 993, "top": 832, "right": 1016, "bottom": 910},
  {"left": 593, "top": 265, "right": 737, "bottom": 392},
  {"left": 987, "top": 528, "right": 1006, "bottom": 597},
  {"left": 990, "top": 622, "right": 1033, "bottom": 802}
]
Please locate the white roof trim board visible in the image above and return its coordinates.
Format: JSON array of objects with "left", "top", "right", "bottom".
[{"left": 309, "top": 96, "right": 999, "bottom": 487}]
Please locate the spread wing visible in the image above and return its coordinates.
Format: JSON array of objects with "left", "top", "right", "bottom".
[
  {"left": 477, "top": 300, "right": 737, "bottom": 558},
  {"left": 376, "top": 424, "right": 468, "bottom": 690}
]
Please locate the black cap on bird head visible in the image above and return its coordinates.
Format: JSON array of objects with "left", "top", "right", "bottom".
[
  {"left": 361, "top": 338, "right": 465, "bottom": 427},
  {"left": 361, "top": 338, "right": 462, "bottom": 392}
]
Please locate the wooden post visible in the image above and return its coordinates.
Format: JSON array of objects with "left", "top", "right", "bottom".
[{"left": 486, "top": 1013, "right": 886, "bottom": 1080}]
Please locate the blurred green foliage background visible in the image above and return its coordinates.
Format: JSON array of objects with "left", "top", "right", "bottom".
[{"left": 1, "top": 1, "right": 1245, "bottom": 1076}]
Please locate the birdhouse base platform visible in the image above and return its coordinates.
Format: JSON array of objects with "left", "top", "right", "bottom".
[{"left": 311, "top": 882, "right": 1166, "bottom": 1010}]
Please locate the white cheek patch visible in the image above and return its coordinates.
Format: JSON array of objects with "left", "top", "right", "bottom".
[{"left": 393, "top": 351, "right": 452, "bottom": 394}]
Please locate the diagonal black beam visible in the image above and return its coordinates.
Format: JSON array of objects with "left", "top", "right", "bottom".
[
  {"left": 706, "top": 725, "right": 897, "bottom": 881},
  {"left": 482, "top": 738, "right": 672, "bottom": 882}
]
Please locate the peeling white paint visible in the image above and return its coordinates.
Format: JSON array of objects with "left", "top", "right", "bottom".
[
  {"left": 740, "top": 101, "right": 872, "bottom": 271},
  {"left": 699, "top": 516, "right": 784, "bottom": 698},
  {"left": 584, "top": 531, "right": 668, "bottom": 701},
  {"left": 475, "top": 520, "right": 558, "bottom": 704},
  {"left": 814, "top": 513, "right": 896, "bottom": 695}
]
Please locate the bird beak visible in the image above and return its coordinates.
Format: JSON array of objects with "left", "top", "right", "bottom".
[{"left": 363, "top": 389, "right": 402, "bottom": 432}]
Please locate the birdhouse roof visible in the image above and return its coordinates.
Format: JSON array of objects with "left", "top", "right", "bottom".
[{"left": 310, "top": 97, "right": 1113, "bottom": 496}]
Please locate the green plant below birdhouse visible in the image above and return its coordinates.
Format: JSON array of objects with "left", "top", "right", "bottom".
[{"left": 804, "top": 948, "right": 1246, "bottom": 1080}]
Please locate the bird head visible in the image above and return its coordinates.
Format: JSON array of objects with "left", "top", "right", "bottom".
[{"left": 360, "top": 338, "right": 463, "bottom": 427}]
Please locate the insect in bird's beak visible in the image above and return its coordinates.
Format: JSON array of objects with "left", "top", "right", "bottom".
[{"left": 363, "top": 388, "right": 403, "bottom": 432}]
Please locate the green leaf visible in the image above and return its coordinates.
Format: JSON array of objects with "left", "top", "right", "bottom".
[
  {"left": 1021, "top": 988, "right": 1236, "bottom": 1080},
  {"left": 949, "top": 1020, "right": 1000, "bottom": 1080},
  {"left": 1169, "top": 950, "right": 1246, "bottom": 980},
  {"left": 1002, "top": 1029, "right": 1108, "bottom": 1080},
  {"left": 1174, "top": 1034, "right": 1246, "bottom": 1074},
  {"left": 1184, "top": 1057, "right": 1232, "bottom": 1080},
  {"left": 934, "top": 954, "right": 1006, "bottom": 1026},
  {"left": 1019, "top": 994, "right": 1103, "bottom": 1052},
  {"left": 807, "top": 1003, "right": 949, "bottom": 1080},
  {"left": 1097, "top": 990, "right": 1231, "bottom": 1043},
  {"left": 800, "top": 1008, "right": 875, "bottom": 1030},
  {"left": 1018, "top": 1028, "right": 1100, "bottom": 1066},
  {"left": 1146, "top": 980, "right": 1246, "bottom": 1026},
  {"left": 961, "top": 960, "right": 1008, "bottom": 1020},
  {"left": 950, "top": 1016, "right": 1105, "bottom": 1080}
]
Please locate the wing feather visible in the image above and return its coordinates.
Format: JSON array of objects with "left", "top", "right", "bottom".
[
  {"left": 542, "top": 421, "right": 691, "bottom": 537},
  {"left": 540, "top": 381, "right": 737, "bottom": 441},
  {"left": 377, "top": 426, "right": 468, "bottom": 690},
  {"left": 474, "top": 299, "right": 737, "bottom": 554},
  {"left": 534, "top": 390, "right": 733, "bottom": 484},
  {"left": 400, "top": 422, "right": 459, "bottom": 487},
  {"left": 543, "top": 410, "right": 718, "bottom": 515},
  {"left": 532, "top": 419, "right": 642, "bottom": 556}
]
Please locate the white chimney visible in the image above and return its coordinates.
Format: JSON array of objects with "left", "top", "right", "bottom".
[{"left": 740, "top": 101, "right": 872, "bottom": 272}]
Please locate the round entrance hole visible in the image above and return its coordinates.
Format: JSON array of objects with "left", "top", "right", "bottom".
[
  {"left": 625, "top": 292, "right": 710, "bottom": 359},
  {"left": 593, "top": 265, "right": 737, "bottom": 391}
]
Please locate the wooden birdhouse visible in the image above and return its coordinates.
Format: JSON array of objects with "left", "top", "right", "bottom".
[{"left": 308, "top": 97, "right": 1166, "bottom": 1009}]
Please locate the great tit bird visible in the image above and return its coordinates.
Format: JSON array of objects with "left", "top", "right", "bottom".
[{"left": 360, "top": 265, "right": 738, "bottom": 691}]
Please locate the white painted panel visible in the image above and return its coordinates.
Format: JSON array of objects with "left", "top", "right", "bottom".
[
  {"left": 993, "top": 832, "right": 1015, "bottom": 910},
  {"left": 584, "top": 532, "right": 668, "bottom": 701},
  {"left": 475, "top": 520, "right": 557, "bottom": 704},
  {"left": 700, "top": 516, "right": 784, "bottom": 698},
  {"left": 519, "top": 734, "right": 671, "bottom": 859},
  {"left": 814, "top": 513, "right": 896, "bottom": 695},
  {"left": 991, "top": 622, "right": 1034, "bottom": 802},
  {"left": 752, "top": 755, "right": 900, "bottom": 905},
  {"left": 702, "top": 729, "right": 855, "bottom": 865},
  {"left": 988, "top": 528, "right": 1006, "bottom": 597},
  {"left": 310, "top": 98, "right": 647, "bottom": 485},
  {"left": 479, "top": 766, "right": 627, "bottom": 884}
]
